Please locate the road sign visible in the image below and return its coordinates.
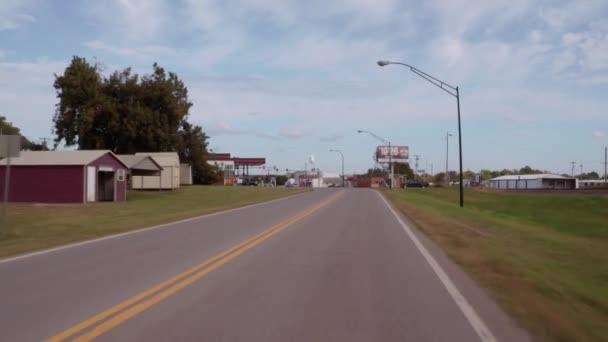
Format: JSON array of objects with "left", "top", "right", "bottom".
[
  {"left": 376, "top": 145, "right": 408, "bottom": 163},
  {"left": 0, "top": 135, "right": 21, "bottom": 158},
  {"left": 0, "top": 135, "right": 21, "bottom": 229}
]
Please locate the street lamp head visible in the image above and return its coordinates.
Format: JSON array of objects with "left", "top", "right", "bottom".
[
  {"left": 357, "top": 130, "right": 364, "bottom": 133},
  {"left": 377, "top": 60, "right": 391, "bottom": 67}
]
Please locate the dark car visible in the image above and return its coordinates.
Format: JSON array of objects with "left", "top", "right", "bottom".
[
  {"left": 242, "top": 178, "right": 260, "bottom": 186},
  {"left": 403, "top": 180, "right": 428, "bottom": 188}
]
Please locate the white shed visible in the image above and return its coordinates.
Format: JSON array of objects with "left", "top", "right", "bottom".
[
  {"left": 180, "top": 164, "right": 193, "bottom": 185},
  {"left": 132, "top": 152, "right": 181, "bottom": 190},
  {"left": 488, "top": 174, "right": 577, "bottom": 190}
]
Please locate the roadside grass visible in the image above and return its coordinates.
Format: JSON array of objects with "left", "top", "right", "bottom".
[
  {"left": 385, "top": 188, "right": 608, "bottom": 342},
  {"left": 0, "top": 186, "right": 304, "bottom": 258}
]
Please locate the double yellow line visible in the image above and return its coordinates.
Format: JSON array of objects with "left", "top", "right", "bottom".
[{"left": 47, "top": 191, "right": 343, "bottom": 342}]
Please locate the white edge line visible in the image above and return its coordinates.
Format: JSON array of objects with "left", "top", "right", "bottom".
[
  {"left": 377, "top": 192, "right": 499, "bottom": 342},
  {"left": 0, "top": 191, "right": 306, "bottom": 265}
]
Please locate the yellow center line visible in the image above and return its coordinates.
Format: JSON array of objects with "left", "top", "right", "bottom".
[{"left": 47, "top": 190, "right": 344, "bottom": 342}]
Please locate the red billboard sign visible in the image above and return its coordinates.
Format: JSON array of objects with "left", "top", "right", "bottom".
[{"left": 376, "top": 145, "right": 409, "bottom": 163}]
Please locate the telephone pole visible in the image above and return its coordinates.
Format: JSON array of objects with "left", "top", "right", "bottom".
[
  {"left": 414, "top": 155, "right": 420, "bottom": 175},
  {"left": 570, "top": 161, "right": 576, "bottom": 177},
  {"left": 579, "top": 164, "right": 583, "bottom": 176},
  {"left": 604, "top": 146, "right": 608, "bottom": 184},
  {"left": 445, "top": 132, "right": 452, "bottom": 186}
]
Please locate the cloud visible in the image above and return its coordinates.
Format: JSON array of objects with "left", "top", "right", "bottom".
[
  {"left": 320, "top": 134, "right": 344, "bottom": 142},
  {"left": 593, "top": 131, "right": 606, "bottom": 138},
  {"left": 0, "top": 0, "right": 37, "bottom": 30},
  {"left": 206, "top": 121, "right": 279, "bottom": 141},
  {"left": 278, "top": 129, "right": 304, "bottom": 139},
  {"left": 84, "top": 0, "right": 167, "bottom": 41}
]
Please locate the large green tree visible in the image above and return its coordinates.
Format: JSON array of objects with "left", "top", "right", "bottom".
[{"left": 53, "top": 56, "right": 215, "bottom": 183}]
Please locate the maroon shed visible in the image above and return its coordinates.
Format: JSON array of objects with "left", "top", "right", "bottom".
[{"left": 0, "top": 150, "right": 128, "bottom": 203}]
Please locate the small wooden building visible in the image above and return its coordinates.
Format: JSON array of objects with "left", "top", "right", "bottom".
[
  {"left": 0, "top": 150, "right": 128, "bottom": 203},
  {"left": 132, "top": 152, "right": 181, "bottom": 190},
  {"left": 117, "top": 155, "right": 164, "bottom": 189}
]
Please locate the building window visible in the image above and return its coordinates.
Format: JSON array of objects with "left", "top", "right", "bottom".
[{"left": 117, "top": 169, "right": 126, "bottom": 181}]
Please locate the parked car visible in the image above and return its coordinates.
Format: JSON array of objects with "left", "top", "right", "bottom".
[
  {"left": 242, "top": 178, "right": 260, "bottom": 186},
  {"left": 403, "top": 180, "right": 428, "bottom": 188}
]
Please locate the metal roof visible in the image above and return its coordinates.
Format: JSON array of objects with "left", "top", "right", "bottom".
[
  {"left": 489, "top": 174, "right": 572, "bottom": 181},
  {"left": 135, "top": 152, "right": 180, "bottom": 167},
  {"left": 0, "top": 150, "right": 125, "bottom": 166},
  {"left": 117, "top": 155, "right": 163, "bottom": 171}
]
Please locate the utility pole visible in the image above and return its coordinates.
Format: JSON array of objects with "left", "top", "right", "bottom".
[
  {"left": 570, "top": 161, "right": 576, "bottom": 177},
  {"left": 604, "top": 146, "right": 608, "bottom": 184},
  {"left": 579, "top": 164, "right": 583, "bottom": 176},
  {"left": 445, "top": 132, "right": 452, "bottom": 186},
  {"left": 414, "top": 155, "right": 420, "bottom": 176}
]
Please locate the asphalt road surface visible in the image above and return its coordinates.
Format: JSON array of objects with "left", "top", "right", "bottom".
[{"left": 0, "top": 189, "right": 530, "bottom": 342}]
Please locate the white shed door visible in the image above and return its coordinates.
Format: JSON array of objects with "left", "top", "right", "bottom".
[{"left": 87, "top": 166, "right": 96, "bottom": 202}]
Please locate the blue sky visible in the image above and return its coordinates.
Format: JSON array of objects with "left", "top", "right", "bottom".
[{"left": 1, "top": 0, "right": 607, "bottom": 175}]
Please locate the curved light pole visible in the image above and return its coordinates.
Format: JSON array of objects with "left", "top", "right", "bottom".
[
  {"left": 357, "top": 129, "right": 393, "bottom": 189},
  {"left": 378, "top": 60, "right": 464, "bottom": 207},
  {"left": 329, "top": 149, "right": 345, "bottom": 187}
]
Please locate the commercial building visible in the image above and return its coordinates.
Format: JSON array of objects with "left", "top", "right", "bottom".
[
  {"left": 207, "top": 153, "right": 266, "bottom": 185},
  {"left": 488, "top": 174, "right": 577, "bottom": 190},
  {"left": 0, "top": 150, "right": 128, "bottom": 203},
  {"left": 578, "top": 179, "right": 608, "bottom": 188},
  {"left": 132, "top": 152, "right": 181, "bottom": 190}
]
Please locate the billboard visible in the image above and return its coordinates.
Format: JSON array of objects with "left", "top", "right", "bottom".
[{"left": 376, "top": 145, "right": 408, "bottom": 163}]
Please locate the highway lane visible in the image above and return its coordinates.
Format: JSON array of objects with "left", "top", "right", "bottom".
[{"left": 0, "top": 188, "right": 529, "bottom": 341}]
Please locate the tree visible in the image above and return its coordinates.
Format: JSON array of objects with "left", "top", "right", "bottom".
[
  {"left": 275, "top": 175, "right": 288, "bottom": 186},
  {"left": 177, "top": 121, "right": 217, "bottom": 184},
  {"left": 519, "top": 166, "right": 544, "bottom": 175},
  {"left": 479, "top": 169, "right": 493, "bottom": 180},
  {"left": 580, "top": 171, "right": 600, "bottom": 180},
  {"left": 367, "top": 167, "right": 385, "bottom": 177},
  {"left": 433, "top": 172, "right": 446, "bottom": 184},
  {"left": 393, "top": 162, "right": 415, "bottom": 180},
  {"left": 53, "top": 56, "right": 215, "bottom": 184},
  {"left": 462, "top": 170, "right": 476, "bottom": 179},
  {"left": 0, "top": 116, "right": 48, "bottom": 151}
]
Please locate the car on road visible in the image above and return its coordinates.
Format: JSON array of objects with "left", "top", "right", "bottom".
[{"left": 242, "top": 178, "right": 261, "bottom": 186}]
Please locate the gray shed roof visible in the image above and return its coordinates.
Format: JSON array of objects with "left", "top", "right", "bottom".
[
  {"left": 0, "top": 150, "right": 126, "bottom": 166},
  {"left": 117, "top": 155, "right": 163, "bottom": 171},
  {"left": 489, "top": 174, "right": 572, "bottom": 181}
]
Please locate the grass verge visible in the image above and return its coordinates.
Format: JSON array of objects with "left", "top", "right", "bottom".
[
  {"left": 385, "top": 188, "right": 608, "bottom": 342},
  {"left": 0, "top": 186, "right": 304, "bottom": 258}
]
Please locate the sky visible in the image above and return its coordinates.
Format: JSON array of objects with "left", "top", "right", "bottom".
[{"left": 1, "top": 0, "right": 607, "bottom": 176}]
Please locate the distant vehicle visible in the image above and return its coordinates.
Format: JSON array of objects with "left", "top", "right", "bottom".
[
  {"left": 403, "top": 180, "right": 428, "bottom": 188},
  {"left": 242, "top": 178, "right": 260, "bottom": 186}
]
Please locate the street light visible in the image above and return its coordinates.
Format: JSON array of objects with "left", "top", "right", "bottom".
[
  {"left": 357, "top": 129, "right": 394, "bottom": 189},
  {"left": 446, "top": 132, "right": 453, "bottom": 186},
  {"left": 329, "top": 149, "right": 345, "bottom": 187},
  {"left": 378, "top": 60, "right": 464, "bottom": 207}
]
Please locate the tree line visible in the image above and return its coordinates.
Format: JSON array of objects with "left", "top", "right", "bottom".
[
  {"left": 52, "top": 56, "right": 217, "bottom": 184},
  {"left": 362, "top": 164, "right": 602, "bottom": 184},
  {"left": 0, "top": 116, "right": 49, "bottom": 151}
]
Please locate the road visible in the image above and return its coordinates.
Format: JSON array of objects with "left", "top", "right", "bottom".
[{"left": 0, "top": 189, "right": 529, "bottom": 341}]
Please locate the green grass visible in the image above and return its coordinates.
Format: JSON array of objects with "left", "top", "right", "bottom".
[
  {"left": 0, "top": 186, "right": 304, "bottom": 258},
  {"left": 385, "top": 188, "right": 608, "bottom": 342}
]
